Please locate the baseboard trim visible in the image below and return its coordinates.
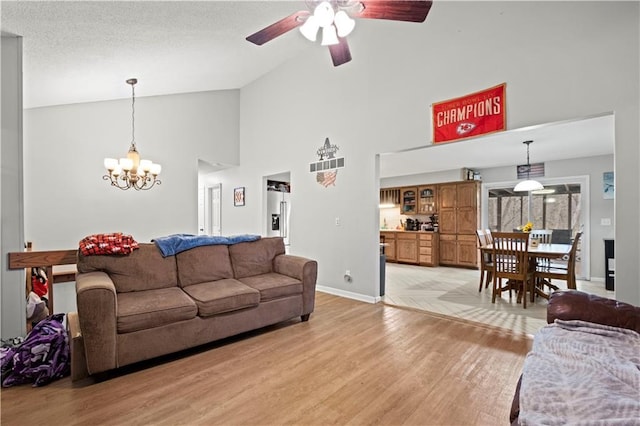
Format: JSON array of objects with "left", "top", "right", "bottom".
[{"left": 316, "top": 286, "right": 380, "bottom": 304}]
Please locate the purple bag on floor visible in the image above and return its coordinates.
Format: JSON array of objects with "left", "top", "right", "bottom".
[{"left": 0, "top": 313, "right": 70, "bottom": 387}]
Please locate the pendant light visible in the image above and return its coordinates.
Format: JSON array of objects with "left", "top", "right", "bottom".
[{"left": 514, "top": 140, "right": 543, "bottom": 192}]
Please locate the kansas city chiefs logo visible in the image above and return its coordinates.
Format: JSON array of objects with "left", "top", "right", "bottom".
[{"left": 456, "top": 122, "right": 476, "bottom": 135}]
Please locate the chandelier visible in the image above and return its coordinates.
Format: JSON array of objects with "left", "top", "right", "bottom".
[{"left": 103, "top": 78, "right": 161, "bottom": 190}]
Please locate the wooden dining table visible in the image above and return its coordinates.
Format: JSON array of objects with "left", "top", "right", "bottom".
[{"left": 481, "top": 242, "right": 573, "bottom": 300}]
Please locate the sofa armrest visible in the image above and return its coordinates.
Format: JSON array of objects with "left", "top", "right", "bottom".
[
  {"left": 547, "top": 290, "right": 640, "bottom": 333},
  {"left": 274, "top": 255, "right": 318, "bottom": 316},
  {"left": 76, "top": 271, "right": 118, "bottom": 374}
]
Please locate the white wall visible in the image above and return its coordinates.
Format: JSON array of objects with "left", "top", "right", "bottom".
[
  {"left": 1, "top": 36, "right": 26, "bottom": 338},
  {"left": 24, "top": 89, "right": 240, "bottom": 249},
  {"left": 219, "top": 1, "right": 639, "bottom": 304}
]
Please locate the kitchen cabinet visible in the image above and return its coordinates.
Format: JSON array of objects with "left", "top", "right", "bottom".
[
  {"left": 401, "top": 187, "right": 418, "bottom": 215},
  {"left": 419, "top": 233, "right": 439, "bottom": 266},
  {"left": 417, "top": 186, "right": 438, "bottom": 214},
  {"left": 396, "top": 232, "right": 419, "bottom": 264},
  {"left": 380, "top": 231, "right": 396, "bottom": 261},
  {"left": 438, "top": 181, "right": 480, "bottom": 268}
]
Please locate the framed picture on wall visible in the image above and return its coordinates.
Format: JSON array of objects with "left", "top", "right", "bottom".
[{"left": 234, "top": 187, "right": 245, "bottom": 206}]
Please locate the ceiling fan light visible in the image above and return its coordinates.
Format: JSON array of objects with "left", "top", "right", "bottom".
[
  {"left": 514, "top": 179, "right": 544, "bottom": 192},
  {"left": 299, "top": 15, "right": 320, "bottom": 41},
  {"left": 334, "top": 11, "right": 355, "bottom": 37},
  {"left": 321, "top": 25, "right": 339, "bottom": 46},
  {"left": 314, "top": 1, "right": 335, "bottom": 28}
]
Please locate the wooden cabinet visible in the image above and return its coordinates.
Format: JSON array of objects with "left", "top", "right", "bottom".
[
  {"left": 380, "top": 231, "right": 396, "bottom": 261},
  {"left": 396, "top": 233, "right": 419, "bottom": 263},
  {"left": 381, "top": 231, "right": 438, "bottom": 266},
  {"left": 417, "top": 186, "right": 437, "bottom": 214},
  {"left": 419, "top": 233, "right": 439, "bottom": 266},
  {"left": 457, "top": 234, "right": 479, "bottom": 267},
  {"left": 438, "top": 181, "right": 480, "bottom": 268},
  {"left": 401, "top": 187, "right": 418, "bottom": 215},
  {"left": 439, "top": 234, "right": 457, "bottom": 264}
]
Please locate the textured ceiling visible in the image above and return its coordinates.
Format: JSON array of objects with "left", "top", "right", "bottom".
[{"left": 1, "top": 1, "right": 309, "bottom": 108}]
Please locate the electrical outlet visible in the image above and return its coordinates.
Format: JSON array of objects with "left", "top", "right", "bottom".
[
  {"left": 601, "top": 218, "right": 612, "bottom": 226},
  {"left": 345, "top": 270, "right": 351, "bottom": 276},
  {"left": 335, "top": 217, "right": 340, "bottom": 226}
]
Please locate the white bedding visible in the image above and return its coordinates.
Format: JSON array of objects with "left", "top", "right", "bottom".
[{"left": 519, "top": 319, "right": 640, "bottom": 426}]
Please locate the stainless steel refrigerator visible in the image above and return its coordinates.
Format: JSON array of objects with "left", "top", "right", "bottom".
[{"left": 266, "top": 189, "right": 291, "bottom": 249}]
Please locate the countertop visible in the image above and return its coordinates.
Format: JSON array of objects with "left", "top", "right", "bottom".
[{"left": 380, "top": 229, "right": 437, "bottom": 233}]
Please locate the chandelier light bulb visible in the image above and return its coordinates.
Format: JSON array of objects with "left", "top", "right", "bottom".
[
  {"left": 139, "top": 159, "right": 152, "bottom": 172},
  {"left": 314, "top": 1, "right": 335, "bottom": 28},
  {"left": 104, "top": 158, "right": 118, "bottom": 170},
  {"left": 120, "top": 158, "right": 133, "bottom": 171},
  {"left": 334, "top": 11, "right": 355, "bottom": 37},
  {"left": 150, "top": 163, "right": 162, "bottom": 175}
]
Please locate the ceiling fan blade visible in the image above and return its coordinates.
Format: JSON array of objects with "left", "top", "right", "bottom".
[
  {"left": 354, "top": 0, "right": 433, "bottom": 23},
  {"left": 246, "top": 11, "right": 311, "bottom": 45},
  {"left": 328, "top": 37, "right": 352, "bottom": 67}
]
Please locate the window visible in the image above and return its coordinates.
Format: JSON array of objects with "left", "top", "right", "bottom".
[{"left": 488, "top": 184, "right": 582, "bottom": 241}]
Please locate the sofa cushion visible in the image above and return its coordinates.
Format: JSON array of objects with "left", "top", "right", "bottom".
[
  {"left": 229, "top": 237, "right": 285, "bottom": 279},
  {"left": 238, "top": 273, "right": 303, "bottom": 301},
  {"left": 117, "top": 287, "right": 197, "bottom": 333},
  {"left": 78, "top": 243, "right": 177, "bottom": 293},
  {"left": 181, "top": 279, "right": 260, "bottom": 317},
  {"left": 176, "top": 244, "right": 234, "bottom": 287}
]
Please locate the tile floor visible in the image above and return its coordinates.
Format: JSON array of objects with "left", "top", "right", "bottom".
[{"left": 382, "top": 263, "right": 614, "bottom": 336}]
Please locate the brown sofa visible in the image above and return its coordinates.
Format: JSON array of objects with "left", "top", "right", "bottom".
[
  {"left": 75, "top": 237, "right": 317, "bottom": 376},
  {"left": 510, "top": 290, "right": 640, "bottom": 425}
]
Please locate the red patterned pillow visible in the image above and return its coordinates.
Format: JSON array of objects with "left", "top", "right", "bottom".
[{"left": 79, "top": 233, "right": 139, "bottom": 256}]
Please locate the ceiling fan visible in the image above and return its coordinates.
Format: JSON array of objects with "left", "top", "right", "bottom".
[{"left": 246, "top": 0, "right": 433, "bottom": 67}]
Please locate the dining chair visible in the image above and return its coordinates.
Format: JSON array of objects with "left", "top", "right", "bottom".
[
  {"left": 535, "top": 232, "right": 583, "bottom": 291},
  {"left": 475, "top": 230, "right": 494, "bottom": 292},
  {"left": 529, "top": 229, "right": 553, "bottom": 243},
  {"left": 484, "top": 229, "right": 494, "bottom": 244},
  {"left": 491, "top": 232, "right": 533, "bottom": 308}
]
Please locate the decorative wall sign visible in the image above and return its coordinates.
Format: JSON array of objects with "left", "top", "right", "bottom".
[
  {"left": 432, "top": 83, "right": 506, "bottom": 143},
  {"left": 517, "top": 162, "right": 545, "bottom": 179},
  {"left": 310, "top": 138, "right": 345, "bottom": 187},
  {"left": 603, "top": 171, "right": 614, "bottom": 199},
  {"left": 234, "top": 187, "right": 245, "bottom": 206}
]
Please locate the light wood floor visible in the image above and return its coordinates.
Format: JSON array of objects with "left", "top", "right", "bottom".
[
  {"left": 1, "top": 292, "right": 531, "bottom": 426},
  {"left": 382, "top": 263, "right": 614, "bottom": 336}
]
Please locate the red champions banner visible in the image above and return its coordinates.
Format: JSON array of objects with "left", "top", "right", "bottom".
[{"left": 432, "top": 83, "right": 506, "bottom": 144}]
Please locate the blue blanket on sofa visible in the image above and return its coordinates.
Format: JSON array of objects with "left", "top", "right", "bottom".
[{"left": 152, "top": 234, "right": 261, "bottom": 257}]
